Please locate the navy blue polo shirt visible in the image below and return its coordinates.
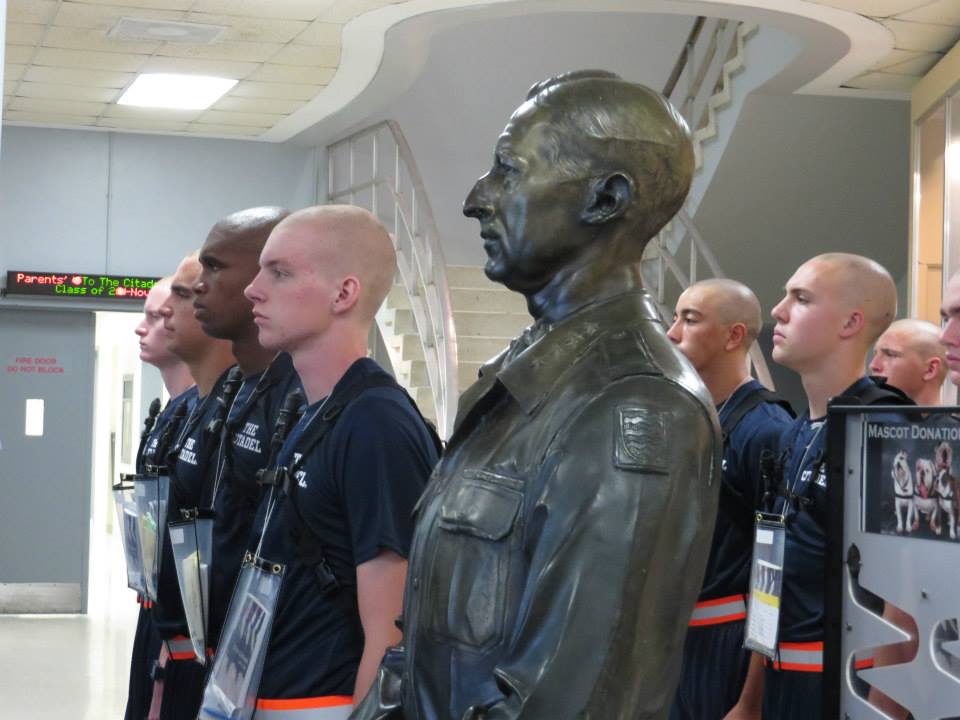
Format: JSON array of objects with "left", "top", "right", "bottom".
[
  {"left": 154, "top": 371, "right": 232, "bottom": 642},
  {"left": 776, "top": 377, "right": 910, "bottom": 643},
  {"left": 698, "top": 380, "right": 793, "bottom": 602},
  {"left": 251, "top": 358, "right": 438, "bottom": 700},
  {"left": 208, "top": 353, "right": 301, "bottom": 649},
  {"left": 139, "top": 387, "right": 198, "bottom": 472}
]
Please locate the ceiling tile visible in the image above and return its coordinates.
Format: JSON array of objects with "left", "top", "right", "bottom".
[
  {"left": 14, "top": 82, "right": 121, "bottom": 103},
  {"left": 185, "top": 123, "right": 265, "bottom": 136},
  {"left": 97, "top": 117, "right": 191, "bottom": 132},
  {"left": 6, "top": 23, "right": 46, "bottom": 46},
  {"left": 33, "top": 48, "right": 148, "bottom": 72},
  {"left": 53, "top": 3, "right": 187, "bottom": 30},
  {"left": 139, "top": 56, "right": 260, "bottom": 78},
  {"left": 154, "top": 39, "right": 283, "bottom": 63},
  {"left": 269, "top": 44, "right": 341, "bottom": 67},
  {"left": 103, "top": 104, "right": 203, "bottom": 121},
  {"left": 3, "top": 110, "right": 99, "bottom": 126},
  {"left": 24, "top": 66, "right": 135, "bottom": 89},
  {"left": 883, "top": 51, "right": 943, "bottom": 74},
  {"left": 213, "top": 95, "right": 305, "bottom": 114},
  {"left": 296, "top": 21, "right": 342, "bottom": 45},
  {"left": 232, "top": 80, "right": 326, "bottom": 100},
  {"left": 190, "top": 0, "right": 337, "bottom": 21},
  {"left": 843, "top": 71, "right": 919, "bottom": 91},
  {"left": 10, "top": 96, "right": 109, "bottom": 117},
  {"left": 73, "top": 0, "right": 195, "bottom": 9},
  {"left": 896, "top": 0, "right": 960, "bottom": 26},
  {"left": 185, "top": 13, "right": 310, "bottom": 43},
  {"left": 6, "top": 64, "right": 27, "bottom": 82},
  {"left": 323, "top": 0, "right": 395, "bottom": 24},
  {"left": 812, "top": 0, "right": 939, "bottom": 17},
  {"left": 8, "top": 0, "right": 58, "bottom": 25},
  {"left": 195, "top": 109, "right": 283, "bottom": 127},
  {"left": 247, "top": 64, "right": 335, "bottom": 84},
  {"left": 870, "top": 48, "right": 927, "bottom": 69},
  {"left": 883, "top": 18, "right": 960, "bottom": 51},
  {"left": 6, "top": 45, "right": 36, "bottom": 65},
  {"left": 41, "top": 26, "right": 162, "bottom": 55}
]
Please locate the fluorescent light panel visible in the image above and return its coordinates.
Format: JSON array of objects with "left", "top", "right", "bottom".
[{"left": 117, "top": 73, "right": 237, "bottom": 110}]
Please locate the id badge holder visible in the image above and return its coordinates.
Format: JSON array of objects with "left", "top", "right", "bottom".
[
  {"left": 169, "top": 508, "right": 215, "bottom": 664},
  {"left": 199, "top": 552, "right": 284, "bottom": 720},
  {"left": 744, "top": 512, "right": 787, "bottom": 659},
  {"left": 133, "top": 472, "right": 171, "bottom": 602},
  {"left": 113, "top": 474, "right": 147, "bottom": 596}
]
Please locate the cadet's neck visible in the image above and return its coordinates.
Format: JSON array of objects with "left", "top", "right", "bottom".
[
  {"left": 801, "top": 360, "right": 866, "bottom": 419},
  {"left": 158, "top": 363, "right": 194, "bottom": 398},
  {"left": 913, "top": 384, "right": 943, "bottom": 407},
  {"left": 528, "top": 260, "right": 644, "bottom": 324},
  {"left": 187, "top": 346, "right": 236, "bottom": 398},
  {"left": 705, "top": 368, "right": 753, "bottom": 408},
  {"left": 231, "top": 328, "right": 275, "bottom": 377},
  {"left": 292, "top": 324, "right": 369, "bottom": 404}
]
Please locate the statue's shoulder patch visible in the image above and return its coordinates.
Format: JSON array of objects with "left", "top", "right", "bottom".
[{"left": 614, "top": 406, "right": 668, "bottom": 475}]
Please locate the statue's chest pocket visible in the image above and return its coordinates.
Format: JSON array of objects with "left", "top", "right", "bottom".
[{"left": 425, "top": 471, "right": 524, "bottom": 651}]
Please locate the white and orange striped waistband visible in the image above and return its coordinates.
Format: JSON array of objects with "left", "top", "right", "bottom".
[
  {"left": 254, "top": 695, "right": 353, "bottom": 719},
  {"left": 767, "top": 641, "right": 824, "bottom": 672},
  {"left": 689, "top": 593, "right": 747, "bottom": 627}
]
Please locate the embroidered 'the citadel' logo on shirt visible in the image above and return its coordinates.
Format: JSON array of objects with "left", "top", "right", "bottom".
[
  {"left": 178, "top": 437, "right": 198, "bottom": 466},
  {"left": 233, "top": 421, "right": 262, "bottom": 454},
  {"left": 293, "top": 452, "right": 307, "bottom": 488}
]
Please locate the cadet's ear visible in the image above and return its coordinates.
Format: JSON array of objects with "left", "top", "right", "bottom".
[{"left": 580, "top": 172, "right": 634, "bottom": 226}]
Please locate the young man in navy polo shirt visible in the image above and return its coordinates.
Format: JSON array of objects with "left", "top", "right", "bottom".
[
  {"left": 240, "top": 205, "right": 439, "bottom": 717},
  {"left": 729, "top": 253, "right": 904, "bottom": 719},
  {"left": 667, "top": 279, "right": 793, "bottom": 720}
]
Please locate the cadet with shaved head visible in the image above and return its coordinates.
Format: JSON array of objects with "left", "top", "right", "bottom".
[
  {"left": 731, "top": 253, "right": 912, "bottom": 720},
  {"left": 198, "top": 205, "right": 440, "bottom": 718},
  {"left": 667, "top": 280, "right": 793, "bottom": 720},
  {"left": 871, "top": 319, "right": 948, "bottom": 406}
]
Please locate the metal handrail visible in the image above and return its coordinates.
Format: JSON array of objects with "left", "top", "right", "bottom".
[
  {"left": 651, "top": 21, "right": 775, "bottom": 389},
  {"left": 327, "top": 121, "right": 459, "bottom": 437}
]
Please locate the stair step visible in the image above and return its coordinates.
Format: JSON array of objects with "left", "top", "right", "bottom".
[
  {"left": 459, "top": 336, "right": 510, "bottom": 364},
  {"left": 447, "top": 265, "right": 497, "bottom": 289},
  {"left": 451, "top": 288, "right": 527, "bottom": 314},
  {"left": 454, "top": 310, "right": 530, "bottom": 339}
]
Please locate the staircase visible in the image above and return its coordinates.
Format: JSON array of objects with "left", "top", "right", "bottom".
[{"left": 379, "top": 266, "right": 530, "bottom": 423}]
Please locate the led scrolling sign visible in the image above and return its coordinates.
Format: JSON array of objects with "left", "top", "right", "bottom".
[{"left": 4, "top": 271, "right": 159, "bottom": 300}]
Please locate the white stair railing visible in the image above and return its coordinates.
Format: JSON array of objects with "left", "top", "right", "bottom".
[
  {"left": 327, "top": 121, "right": 459, "bottom": 437},
  {"left": 648, "top": 18, "right": 773, "bottom": 389}
]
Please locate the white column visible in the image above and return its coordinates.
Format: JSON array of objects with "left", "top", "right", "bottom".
[{"left": 0, "top": 0, "right": 6, "bottom": 160}]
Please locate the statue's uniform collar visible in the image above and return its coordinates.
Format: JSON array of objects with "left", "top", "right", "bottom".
[{"left": 495, "top": 289, "right": 661, "bottom": 415}]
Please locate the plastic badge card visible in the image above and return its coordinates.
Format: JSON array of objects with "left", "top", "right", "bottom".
[
  {"left": 199, "top": 557, "right": 283, "bottom": 720},
  {"left": 169, "top": 513, "right": 213, "bottom": 664},
  {"left": 744, "top": 515, "right": 786, "bottom": 659},
  {"left": 112, "top": 480, "right": 147, "bottom": 596},
  {"left": 133, "top": 474, "right": 171, "bottom": 602}
]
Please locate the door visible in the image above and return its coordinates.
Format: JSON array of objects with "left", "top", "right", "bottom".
[{"left": 0, "top": 309, "right": 95, "bottom": 612}]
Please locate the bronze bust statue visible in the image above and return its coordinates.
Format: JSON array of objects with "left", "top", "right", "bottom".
[{"left": 353, "top": 70, "right": 721, "bottom": 720}]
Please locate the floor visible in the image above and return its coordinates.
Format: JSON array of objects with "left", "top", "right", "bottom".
[{"left": 0, "top": 526, "right": 138, "bottom": 719}]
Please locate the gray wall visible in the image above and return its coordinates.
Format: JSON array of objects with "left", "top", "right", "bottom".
[
  {"left": 322, "top": 11, "right": 697, "bottom": 265},
  {"left": 694, "top": 92, "right": 911, "bottom": 316},
  {"left": 0, "top": 127, "right": 320, "bottom": 278}
]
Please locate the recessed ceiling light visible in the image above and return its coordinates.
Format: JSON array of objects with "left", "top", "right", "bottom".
[
  {"left": 117, "top": 74, "right": 238, "bottom": 110},
  {"left": 109, "top": 17, "right": 226, "bottom": 44}
]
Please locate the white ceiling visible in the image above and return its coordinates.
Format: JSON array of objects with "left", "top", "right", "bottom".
[{"left": 2, "top": 0, "right": 959, "bottom": 140}]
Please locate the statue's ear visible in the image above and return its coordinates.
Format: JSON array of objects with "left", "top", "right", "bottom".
[{"left": 580, "top": 172, "right": 634, "bottom": 226}]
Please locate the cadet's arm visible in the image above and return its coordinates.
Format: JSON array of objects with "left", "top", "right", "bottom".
[
  {"left": 355, "top": 551, "right": 407, "bottom": 702},
  {"left": 722, "top": 651, "right": 764, "bottom": 719}
]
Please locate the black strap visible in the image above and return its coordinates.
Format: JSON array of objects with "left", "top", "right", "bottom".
[
  {"left": 273, "top": 372, "right": 441, "bottom": 595},
  {"left": 718, "top": 387, "right": 795, "bottom": 537},
  {"left": 135, "top": 397, "right": 162, "bottom": 475}
]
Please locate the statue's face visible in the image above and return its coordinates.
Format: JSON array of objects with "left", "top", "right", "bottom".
[{"left": 463, "top": 102, "right": 591, "bottom": 294}]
